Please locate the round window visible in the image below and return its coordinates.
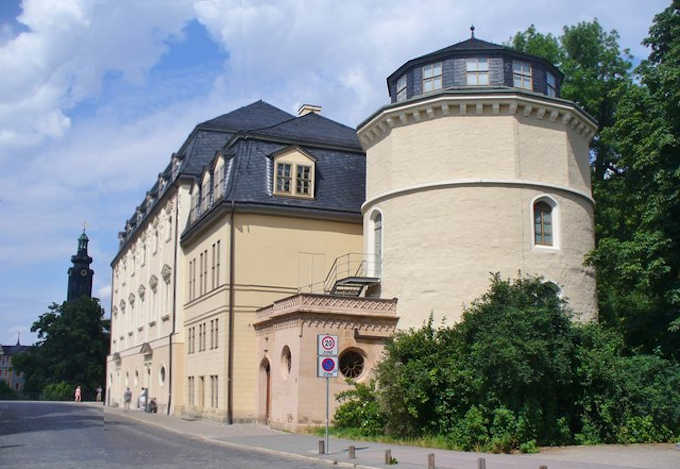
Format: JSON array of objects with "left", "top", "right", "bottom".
[
  {"left": 339, "top": 350, "right": 365, "bottom": 379},
  {"left": 159, "top": 366, "right": 166, "bottom": 385},
  {"left": 281, "top": 346, "right": 292, "bottom": 379}
]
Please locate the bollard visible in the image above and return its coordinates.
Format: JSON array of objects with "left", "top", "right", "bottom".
[
  {"left": 385, "top": 449, "right": 392, "bottom": 464},
  {"left": 427, "top": 453, "right": 435, "bottom": 469},
  {"left": 348, "top": 446, "right": 356, "bottom": 459},
  {"left": 478, "top": 457, "right": 486, "bottom": 469},
  {"left": 318, "top": 440, "right": 325, "bottom": 455}
]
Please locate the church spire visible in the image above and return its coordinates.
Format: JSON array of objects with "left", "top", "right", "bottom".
[{"left": 67, "top": 228, "right": 94, "bottom": 302}]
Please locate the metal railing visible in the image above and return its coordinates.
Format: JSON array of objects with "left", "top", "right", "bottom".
[{"left": 298, "top": 252, "right": 381, "bottom": 294}]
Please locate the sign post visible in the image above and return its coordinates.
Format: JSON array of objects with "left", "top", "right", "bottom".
[{"left": 317, "top": 334, "right": 338, "bottom": 454}]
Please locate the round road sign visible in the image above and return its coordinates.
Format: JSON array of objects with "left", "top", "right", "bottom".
[
  {"left": 321, "top": 335, "right": 336, "bottom": 351},
  {"left": 321, "top": 358, "right": 336, "bottom": 372}
]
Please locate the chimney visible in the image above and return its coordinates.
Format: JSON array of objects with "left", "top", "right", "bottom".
[{"left": 297, "top": 104, "right": 322, "bottom": 116}]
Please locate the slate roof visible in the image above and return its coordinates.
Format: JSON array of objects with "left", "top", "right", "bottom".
[
  {"left": 220, "top": 138, "right": 364, "bottom": 214},
  {"left": 0, "top": 344, "right": 31, "bottom": 356},
  {"left": 117, "top": 100, "right": 366, "bottom": 255},
  {"left": 251, "top": 112, "right": 362, "bottom": 150},
  {"left": 386, "top": 35, "right": 562, "bottom": 90}
]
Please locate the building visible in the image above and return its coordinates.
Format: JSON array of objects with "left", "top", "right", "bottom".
[
  {"left": 107, "top": 32, "right": 597, "bottom": 430},
  {"left": 67, "top": 230, "right": 94, "bottom": 301},
  {"left": 0, "top": 336, "right": 31, "bottom": 392}
]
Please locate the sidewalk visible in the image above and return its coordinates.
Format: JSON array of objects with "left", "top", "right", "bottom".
[{"left": 104, "top": 407, "right": 679, "bottom": 469}]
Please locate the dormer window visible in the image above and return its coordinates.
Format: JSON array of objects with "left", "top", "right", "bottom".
[
  {"left": 273, "top": 147, "right": 316, "bottom": 199},
  {"left": 396, "top": 75, "right": 407, "bottom": 102},
  {"left": 422, "top": 62, "right": 442, "bottom": 92},
  {"left": 466, "top": 58, "right": 489, "bottom": 85},
  {"left": 513, "top": 61, "right": 532, "bottom": 90},
  {"left": 296, "top": 165, "right": 312, "bottom": 195},
  {"left": 276, "top": 163, "right": 292, "bottom": 193},
  {"left": 546, "top": 72, "right": 556, "bottom": 97}
]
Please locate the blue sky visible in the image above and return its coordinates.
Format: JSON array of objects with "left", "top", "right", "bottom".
[{"left": 0, "top": 0, "right": 671, "bottom": 345}]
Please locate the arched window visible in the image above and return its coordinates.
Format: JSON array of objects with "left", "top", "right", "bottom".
[
  {"left": 371, "top": 211, "right": 382, "bottom": 277},
  {"left": 534, "top": 201, "right": 553, "bottom": 246}
]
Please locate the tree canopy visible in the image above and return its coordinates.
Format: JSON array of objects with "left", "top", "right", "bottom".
[{"left": 13, "top": 296, "right": 110, "bottom": 400}]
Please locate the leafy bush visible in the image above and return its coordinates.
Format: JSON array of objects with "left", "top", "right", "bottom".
[
  {"left": 334, "top": 274, "right": 680, "bottom": 452},
  {"left": 41, "top": 381, "right": 73, "bottom": 401},
  {"left": 0, "top": 381, "right": 20, "bottom": 400},
  {"left": 334, "top": 380, "right": 386, "bottom": 436}
]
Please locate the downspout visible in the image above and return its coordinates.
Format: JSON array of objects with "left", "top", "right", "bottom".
[
  {"left": 227, "top": 203, "right": 235, "bottom": 424},
  {"left": 168, "top": 186, "right": 180, "bottom": 415}
]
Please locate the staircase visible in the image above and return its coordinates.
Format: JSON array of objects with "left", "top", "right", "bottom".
[{"left": 299, "top": 253, "right": 380, "bottom": 297}]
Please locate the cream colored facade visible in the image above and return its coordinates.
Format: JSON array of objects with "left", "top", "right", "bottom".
[
  {"left": 358, "top": 94, "right": 598, "bottom": 329},
  {"left": 106, "top": 177, "right": 191, "bottom": 413},
  {"left": 179, "top": 203, "right": 362, "bottom": 421}
]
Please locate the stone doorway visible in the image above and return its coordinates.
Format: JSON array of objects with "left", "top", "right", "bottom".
[{"left": 259, "top": 358, "right": 271, "bottom": 423}]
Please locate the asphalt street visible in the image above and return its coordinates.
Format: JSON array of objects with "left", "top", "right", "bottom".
[{"left": 0, "top": 401, "right": 330, "bottom": 468}]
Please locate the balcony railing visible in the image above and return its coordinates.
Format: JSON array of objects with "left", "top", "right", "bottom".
[{"left": 298, "top": 252, "right": 381, "bottom": 295}]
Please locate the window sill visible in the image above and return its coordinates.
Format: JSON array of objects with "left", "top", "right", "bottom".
[
  {"left": 532, "top": 244, "right": 560, "bottom": 252},
  {"left": 272, "top": 191, "right": 315, "bottom": 200}
]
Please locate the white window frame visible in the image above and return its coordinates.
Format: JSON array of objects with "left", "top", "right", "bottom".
[
  {"left": 513, "top": 61, "right": 533, "bottom": 90},
  {"left": 546, "top": 72, "right": 556, "bottom": 97},
  {"left": 465, "top": 57, "right": 489, "bottom": 85},
  {"left": 366, "top": 209, "right": 383, "bottom": 277},
  {"left": 396, "top": 74, "right": 407, "bottom": 102},
  {"left": 422, "top": 62, "right": 442, "bottom": 93},
  {"left": 531, "top": 195, "right": 559, "bottom": 250}
]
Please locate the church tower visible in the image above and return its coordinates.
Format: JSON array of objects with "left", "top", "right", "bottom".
[{"left": 67, "top": 230, "right": 94, "bottom": 301}]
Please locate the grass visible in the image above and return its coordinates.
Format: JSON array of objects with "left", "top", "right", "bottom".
[{"left": 306, "top": 426, "right": 456, "bottom": 451}]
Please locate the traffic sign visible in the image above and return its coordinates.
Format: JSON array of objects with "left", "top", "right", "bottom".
[
  {"left": 318, "top": 355, "right": 338, "bottom": 377},
  {"left": 317, "top": 334, "right": 338, "bottom": 356}
]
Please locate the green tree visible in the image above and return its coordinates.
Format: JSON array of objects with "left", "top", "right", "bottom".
[
  {"left": 13, "top": 297, "right": 110, "bottom": 400},
  {"left": 587, "top": 1, "right": 680, "bottom": 358}
]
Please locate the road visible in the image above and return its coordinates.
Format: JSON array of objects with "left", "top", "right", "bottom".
[{"left": 0, "top": 401, "right": 329, "bottom": 468}]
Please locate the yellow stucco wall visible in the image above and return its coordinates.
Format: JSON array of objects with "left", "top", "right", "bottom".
[{"left": 181, "top": 211, "right": 362, "bottom": 421}]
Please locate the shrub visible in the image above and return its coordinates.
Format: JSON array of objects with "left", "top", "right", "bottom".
[
  {"left": 0, "top": 381, "right": 19, "bottom": 400},
  {"left": 447, "top": 406, "right": 489, "bottom": 451},
  {"left": 334, "top": 380, "right": 386, "bottom": 436},
  {"left": 519, "top": 439, "right": 538, "bottom": 454},
  {"left": 41, "top": 381, "right": 73, "bottom": 401}
]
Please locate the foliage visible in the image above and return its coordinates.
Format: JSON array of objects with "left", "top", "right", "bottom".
[
  {"left": 334, "top": 274, "right": 680, "bottom": 452},
  {"left": 0, "top": 380, "right": 20, "bottom": 400},
  {"left": 13, "top": 297, "right": 110, "bottom": 401},
  {"left": 41, "top": 381, "right": 74, "bottom": 401},
  {"left": 334, "top": 380, "right": 386, "bottom": 436}
]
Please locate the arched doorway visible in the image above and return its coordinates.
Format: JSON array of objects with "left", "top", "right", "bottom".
[{"left": 259, "top": 358, "right": 271, "bottom": 423}]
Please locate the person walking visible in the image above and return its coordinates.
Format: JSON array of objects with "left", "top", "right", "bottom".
[
  {"left": 95, "top": 386, "right": 103, "bottom": 402},
  {"left": 124, "top": 387, "right": 132, "bottom": 410},
  {"left": 74, "top": 385, "right": 81, "bottom": 402}
]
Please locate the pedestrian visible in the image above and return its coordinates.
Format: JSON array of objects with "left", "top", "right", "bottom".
[
  {"left": 139, "top": 387, "right": 147, "bottom": 410},
  {"left": 74, "top": 385, "right": 81, "bottom": 402},
  {"left": 124, "top": 387, "right": 132, "bottom": 410},
  {"left": 96, "top": 386, "right": 103, "bottom": 402}
]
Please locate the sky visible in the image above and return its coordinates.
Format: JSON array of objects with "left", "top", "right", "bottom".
[{"left": 0, "top": 0, "right": 671, "bottom": 345}]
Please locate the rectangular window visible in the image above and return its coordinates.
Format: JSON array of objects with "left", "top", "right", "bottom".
[
  {"left": 546, "top": 72, "right": 556, "bottom": 97},
  {"left": 214, "top": 318, "right": 218, "bottom": 349},
  {"left": 210, "top": 320, "right": 214, "bottom": 350},
  {"left": 199, "top": 376, "right": 205, "bottom": 408},
  {"left": 188, "top": 377, "right": 194, "bottom": 406},
  {"left": 203, "top": 250, "right": 208, "bottom": 294},
  {"left": 211, "top": 375, "right": 218, "bottom": 408},
  {"left": 211, "top": 243, "right": 215, "bottom": 290},
  {"left": 296, "top": 165, "right": 312, "bottom": 195},
  {"left": 199, "top": 253, "right": 203, "bottom": 296},
  {"left": 276, "top": 163, "right": 292, "bottom": 193},
  {"left": 513, "top": 61, "right": 532, "bottom": 90},
  {"left": 188, "top": 260, "right": 192, "bottom": 301},
  {"left": 396, "top": 74, "right": 407, "bottom": 102},
  {"left": 216, "top": 241, "right": 221, "bottom": 286},
  {"left": 422, "top": 62, "right": 442, "bottom": 92},
  {"left": 465, "top": 58, "right": 489, "bottom": 85}
]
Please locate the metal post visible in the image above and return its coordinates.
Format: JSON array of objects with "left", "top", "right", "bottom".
[{"left": 325, "top": 376, "right": 330, "bottom": 454}]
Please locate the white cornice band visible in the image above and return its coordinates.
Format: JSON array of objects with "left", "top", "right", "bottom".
[
  {"left": 361, "top": 178, "right": 594, "bottom": 213},
  {"left": 357, "top": 93, "right": 599, "bottom": 148}
]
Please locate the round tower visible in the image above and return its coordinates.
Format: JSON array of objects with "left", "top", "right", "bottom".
[{"left": 357, "top": 34, "right": 598, "bottom": 329}]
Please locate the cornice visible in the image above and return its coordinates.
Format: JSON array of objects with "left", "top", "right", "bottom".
[
  {"left": 362, "top": 178, "right": 594, "bottom": 213},
  {"left": 357, "top": 91, "right": 598, "bottom": 149}
]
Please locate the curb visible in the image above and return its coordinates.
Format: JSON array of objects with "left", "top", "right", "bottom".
[{"left": 107, "top": 409, "right": 381, "bottom": 469}]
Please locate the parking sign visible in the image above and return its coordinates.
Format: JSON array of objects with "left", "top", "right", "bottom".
[{"left": 318, "top": 355, "right": 339, "bottom": 377}]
